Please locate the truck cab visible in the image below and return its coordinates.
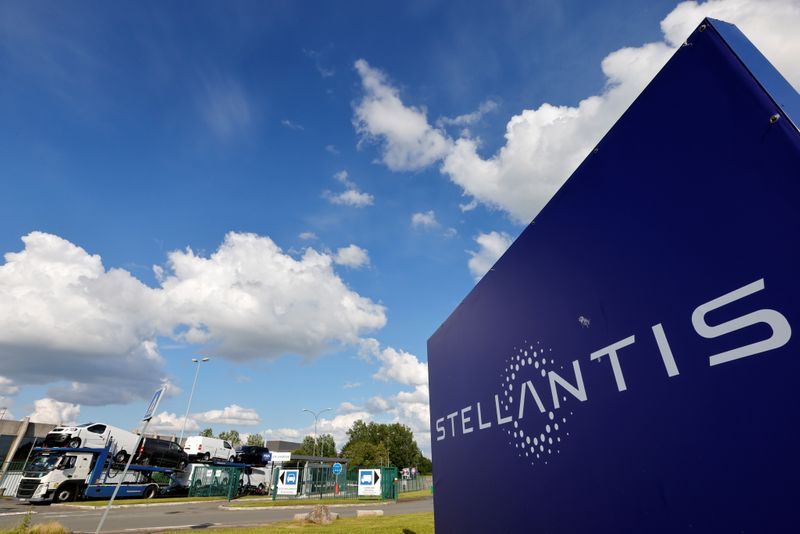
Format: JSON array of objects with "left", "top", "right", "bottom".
[{"left": 16, "top": 449, "right": 94, "bottom": 503}]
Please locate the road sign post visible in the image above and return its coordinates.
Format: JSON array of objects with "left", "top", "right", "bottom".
[{"left": 95, "top": 386, "right": 166, "bottom": 534}]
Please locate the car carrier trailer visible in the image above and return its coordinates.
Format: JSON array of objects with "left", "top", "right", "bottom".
[{"left": 16, "top": 444, "right": 176, "bottom": 503}]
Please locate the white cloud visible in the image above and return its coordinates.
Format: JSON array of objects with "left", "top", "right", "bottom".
[
  {"left": 323, "top": 170, "right": 374, "bottom": 207},
  {"left": 360, "top": 339, "right": 428, "bottom": 387},
  {"left": 298, "top": 231, "right": 318, "bottom": 241},
  {"left": 303, "top": 47, "right": 336, "bottom": 78},
  {"left": 443, "top": 227, "right": 458, "bottom": 239},
  {"left": 193, "top": 404, "right": 261, "bottom": 426},
  {"left": 467, "top": 231, "right": 512, "bottom": 281},
  {"left": 0, "top": 231, "right": 388, "bottom": 405},
  {"left": 28, "top": 398, "right": 80, "bottom": 425},
  {"left": 334, "top": 244, "right": 370, "bottom": 269},
  {"left": 281, "top": 119, "right": 304, "bottom": 131},
  {"left": 0, "top": 232, "right": 169, "bottom": 405},
  {"left": 437, "top": 100, "right": 498, "bottom": 128},
  {"left": 411, "top": 210, "right": 439, "bottom": 229},
  {"left": 365, "top": 396, "right": 391, "bottom": 414},
  {"left": 160, "top": 231, "right": 387, "bottom": 360},
  {"left": 353, "top": 0, "right": 800, "bottom": 223},
  {"left": 353, "top": 59, "right": 452, "bottom": 171},
  {"left": 338, "top": 401, "right": 360, "bottom": 414},
  {"left": 148, "top": 411, "right": 198, "bottom": 433},
  {"left": 324, "top": 189, "right": 374, "bottom": 207},
  {"left": 0, "top": 377, "right": 19, "bottom": 396},
  {"left": 199, "top": 77, "right": 251, "bottom": 138},
  {"left": 343, "top": 381, "right": 361, "bottom": 389},
  {"left": 325, "top": 145, "right": 340, "bottom": 155}
]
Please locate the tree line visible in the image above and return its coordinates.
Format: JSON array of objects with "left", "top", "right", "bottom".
[{"left": 199, "top": 419, "right": 432, "bottom": 474}]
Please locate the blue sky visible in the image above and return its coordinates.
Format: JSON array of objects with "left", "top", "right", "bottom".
[{"left": 1, "top": 0, "right": 798, "bottom": 455}]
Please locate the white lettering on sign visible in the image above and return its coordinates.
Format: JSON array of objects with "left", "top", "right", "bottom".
[{"left": 433, "top": 278, "right": 793, "bottom": 444}]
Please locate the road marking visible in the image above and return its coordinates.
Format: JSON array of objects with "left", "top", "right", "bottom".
[{"left": 0, "top": 511, "right": 34, "bottom": 517}]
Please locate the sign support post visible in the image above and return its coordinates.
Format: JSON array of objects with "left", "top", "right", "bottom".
[{"left": 95, "top": 386, "right": 166, "bottom": 534}]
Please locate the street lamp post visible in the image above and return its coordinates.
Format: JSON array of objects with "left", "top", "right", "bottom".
[
  {"left": 179, "top": 357, "right": 210, "bottom": 443},
  {"left": 302, "top": 407, "right": 332, "bottom": 458}
]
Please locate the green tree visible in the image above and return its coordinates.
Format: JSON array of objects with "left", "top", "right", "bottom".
[
  {"left": 199, "top": 428, "right": 214, "bottom": 438},
  {"left": 341, "top": 420, "right": 430, "bottom": 469},
  {"left": 246, "top": 433, "right": 264, "bottom": 446},
  {"left": 293, "top": 434, "right": 336, "bottom": 457},
  {"left": 218, "top": 430, "right": 241, "bottom": 446}
]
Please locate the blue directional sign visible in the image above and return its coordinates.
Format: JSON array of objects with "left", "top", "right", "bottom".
[
  {"left": 428, "top": 18, "right": 800, "bottom": 533},
  {"left": 332, "top": 462, "right": 342, "bottom": 475}
]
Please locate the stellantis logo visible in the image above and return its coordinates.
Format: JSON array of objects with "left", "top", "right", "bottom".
[{"left": 434, "top": 278, "right": 791, "bottom": 468}]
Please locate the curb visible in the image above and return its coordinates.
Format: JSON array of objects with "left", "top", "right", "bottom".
[{"left": 222, "top": 501, "right": 394, "bottom": 511}]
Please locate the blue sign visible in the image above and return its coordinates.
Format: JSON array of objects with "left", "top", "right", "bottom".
[
  {"left": 285, "top": 471, "right": 297, "bottom": 485},
  {"left": 359, "top": 471, "right": 373, "bottom": 485},
  {"left": 261, "top": 452, "right": 272, "bottom": 463},
  {"left": 332, "top": 462, "right": 342, "bottom": 475},
  {"left": 428, "top": 18, "right": 800, "bottom": 533},
  {"left": 142, "top": 386, "right": 166, "bottom": 422}
]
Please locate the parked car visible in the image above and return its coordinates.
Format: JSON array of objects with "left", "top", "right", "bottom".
[
  {"left": 134, "top": 438, "right": 189, "bottom": 470},
  {"left": 44, "top": 423, "right": 140, "bottom": 463},
  {"left": 234, "top": 445, "right": 271, "bottom": 465},
  {"left": 183, "top": 436, "right": 235, "bottom": 462}
]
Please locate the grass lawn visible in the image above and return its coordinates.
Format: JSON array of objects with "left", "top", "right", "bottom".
[
  {"left": 398, "top": 489, "right": 432, "bottom": 500},
  {"left": 166, "top": 512, "right": 435, "bottom": 533}
]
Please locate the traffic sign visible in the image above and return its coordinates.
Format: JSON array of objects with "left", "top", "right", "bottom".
[
  {"left": 271, "top": 452, "right": 291, "bottom": 463},
  {"left": 332, "top": 462, "right": 342, "bottom": 475},
  {"left": 357, "top": 468, "right": 381, "bottom": 496},
  {"left": 277, "top": 469, "right": 299, "bottom": 495}
]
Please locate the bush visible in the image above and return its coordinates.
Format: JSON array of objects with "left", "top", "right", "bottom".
[{"left": 1, "top": 510, "right": 71, "bottom": 534}]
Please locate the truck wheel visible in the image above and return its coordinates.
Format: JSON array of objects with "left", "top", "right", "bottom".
[
  {"left": 203, "top": 452, "right": 211, "bottom": 462},
  {"left": 67, "top": 438, "right": 81, "bottom": 448},
  {"left": 142, "top": 485, "right": 158, "bottom": 499},
  {"left": 257, "top": 483, "right": 265, "bottom": 494},
  {"left": 176, "top": 459, "right": 187, "bottom": 471},
  {"left": 54, "top": 484, "right": 75, "bottom": 503},
  {"left": 114, "top": 451, "right": 128, "bottom": 463}
]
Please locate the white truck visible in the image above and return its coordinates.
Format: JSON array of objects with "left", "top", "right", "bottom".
[
  {"left": 44, "top": 423, "right": 140, "bottom": 463},
  {"left": 16, "top": 445, "right": 174, "bottom": 503},
  {"left": 183, "top": 436, "right": 235, "bottom": 462}
]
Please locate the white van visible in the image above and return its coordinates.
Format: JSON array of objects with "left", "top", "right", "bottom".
[
  {"left": 44, "top": 423, "right": 140, "bottom": 463},
  {"left": 240, "top": 466, "right": 273, "bottom": 494},
  {"left": 183, "top": 436, "right": 235, "bottom": 462}
]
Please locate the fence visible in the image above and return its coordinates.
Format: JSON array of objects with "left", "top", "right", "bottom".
[
  {"left": 187, "top": 464, "right": 242, "bottom": 500},
  {"left": 271, "top": 464, "right": 398, "bottom": 502},
  {"left": 397, "top": 474, "right": 432, "bottom": 493},
  {"left": 0, "top": 461, "right": 28, "bottom": 497}
]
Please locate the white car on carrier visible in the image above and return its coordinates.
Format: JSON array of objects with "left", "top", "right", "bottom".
[
  {"left": 44, "top": 423, "right": 140, "bottom": 463},
  {"left": 183, "top": 436, "right": 235, "bottom": 462}
]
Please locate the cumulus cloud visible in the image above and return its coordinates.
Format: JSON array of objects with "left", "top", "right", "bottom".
[
  {"left": 353, "top": 0, "right": 800, "bottom": 223},
  {"left": 353, "top": 59, "right": 452, "bottom": 171},
  {"left": 193, "top": 404, "right": 261, "bottom": 426},
  {"left": 334, "top": 244, "right": 370, "bottom": 269},
  {"left": 323, "top": 170, "right": 374, "bottom": 207},
  {"left": 359, "top": 339, "right": 428, "bottom": 387},
  {"left": 148, "top": 411, "right": 199, "bottom": 433},
  {"left": 0, "top": 232, "right": 169, "bottom": 404},
  {"left": 467, "top": 231, "right": 513, "bottom": 281},
  {"left": 0, "top": 231, "right": 387, "bottom": 404},
  {"left": 411, "top": 210, "right": 439, "bottom": 229},
  {"left": 29, "top": 398, "right": 80, "bottom": 425},
  {"left": 162, "top": 232, "right": 386, "bottom": 359}
]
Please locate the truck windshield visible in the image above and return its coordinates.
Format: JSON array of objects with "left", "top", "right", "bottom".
[{"left": 25, "top": 454, "right": 63, "bottom": 473}]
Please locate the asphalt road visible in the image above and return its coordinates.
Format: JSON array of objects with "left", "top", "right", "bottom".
[{"left": 0, "top": 497, "right": 434, "bottom": 533}]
